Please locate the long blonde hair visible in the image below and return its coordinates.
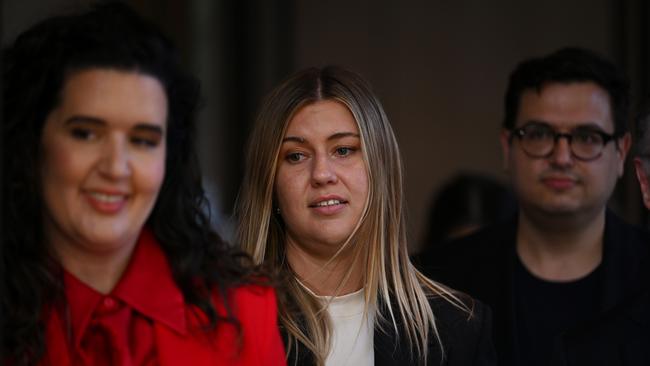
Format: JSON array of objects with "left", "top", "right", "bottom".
[{"left": 236, "top": 66, "right": 468, "bottom": 365}]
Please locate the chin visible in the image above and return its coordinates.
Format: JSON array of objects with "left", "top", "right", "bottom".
[
  {"left": 312, "top": 232, "right": 352, "bottom": 248},
  {"left": 80, "top": 227, "right": 140, "bottom": 251},
  {"left": 536, "top": 203, "right": 584, "bottom": 216}
]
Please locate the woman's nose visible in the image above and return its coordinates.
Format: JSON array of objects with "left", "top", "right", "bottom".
[
  {"left": 311, "top": 154, "right": 337, "bottom": 186},
  {"left": 98, "top": 137, "right": 131, "bottom": 179}
]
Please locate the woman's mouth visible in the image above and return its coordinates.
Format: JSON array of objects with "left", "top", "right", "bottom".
[
  {"left": 85, "top": 191, "right": 128, "bottom": 214},
  {"left": 309, "top": 197, "right": 348, "bottom": 215}
]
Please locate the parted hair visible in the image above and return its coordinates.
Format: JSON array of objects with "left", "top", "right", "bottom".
[{"left": 236, "top": 66, "right": 467, "bottom": 365}]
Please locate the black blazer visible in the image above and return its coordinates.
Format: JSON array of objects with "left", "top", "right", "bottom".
[
  {"left": 285, "top": 294, "right": 496, "bottom": 365},
  {"left": 417, "top": 210, "right": 650, "bottom": 366}
]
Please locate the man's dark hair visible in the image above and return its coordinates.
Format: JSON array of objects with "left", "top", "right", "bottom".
[
  {"left": 2, "top": 2, "right": 256, "bottom": 364},
  {"left": 503, "top": 47, "right": 630, "bottom": 136}
]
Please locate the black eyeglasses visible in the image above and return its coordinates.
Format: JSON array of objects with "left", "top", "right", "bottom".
[{"left": 510, "top": 123, "right": 618, "bottom": 161}]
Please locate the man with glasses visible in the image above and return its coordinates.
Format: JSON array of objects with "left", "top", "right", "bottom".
[
  {"left": 548, "top": 105, "right": 650, "bottom": 366},
  {"left": 422, "top": 48, "right": 650, "bottom": 366}
]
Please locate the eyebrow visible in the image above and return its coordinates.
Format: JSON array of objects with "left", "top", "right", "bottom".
[
  {"left": 64, "top": 115, "right": 104, "bottom": 126},
  {"left": 65, "top": 115, "right": 165, "bottom": 135},
  {"left": 133, "top": 124, "right": 165, "bottom": 135},
  {"left": 523, "top": 119, "right": 609, "bottom": 131},
  {"left": 282, "top": 131, "right": 360, "bottom": 143},
  {"left": 328, "top": 132, "right": 360, "bottom": 141}
]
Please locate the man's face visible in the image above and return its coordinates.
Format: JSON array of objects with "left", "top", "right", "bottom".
[{"left": 500, "top": 82, "right": 630, "bottom": 220}]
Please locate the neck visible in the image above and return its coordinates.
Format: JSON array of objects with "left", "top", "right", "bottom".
[
  {"left": 516, "top": 208, "right": 605, "bottom": 281},
  {"left": 286, "top": 236, "right": 364, "bottom": 296},
  {"left": 52, "top": 237, "right": 137, "bottom": 295}
]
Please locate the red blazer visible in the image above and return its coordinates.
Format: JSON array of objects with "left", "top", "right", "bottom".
[{"left": 39, "top": 230, "right": 287, "bottom": 366}]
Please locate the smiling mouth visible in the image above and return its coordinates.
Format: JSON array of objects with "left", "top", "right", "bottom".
[
  {"left": 85, "top": 191, "right": 129, "bottom": 214},
  {"left": 89, "top": 192, "right": 127, "bottom": 203},
  {"left": 309, "top": 199, "right": 348, "bottom": 208}
]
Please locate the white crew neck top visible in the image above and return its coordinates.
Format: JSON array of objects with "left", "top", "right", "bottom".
[{"left": 300, "top": 283, "right": 375, "bottom": 366}]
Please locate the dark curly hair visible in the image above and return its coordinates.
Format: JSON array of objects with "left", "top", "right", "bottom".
[
  {"left": 2, "top": 2, "right": 257, "bottom": 364},
  {"left": 503, "top": 47, "right": 630, "bottom": 136}
]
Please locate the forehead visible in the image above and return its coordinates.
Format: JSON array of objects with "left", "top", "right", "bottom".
[
  {"left": 57, "top": 68, "right": 168, "bottom": 125},
  {"left": 285, "top": 100, "right": 359, "bottom": 137},
  {"left": 516, "top": 82, "right": 614, "bottom": 131}
]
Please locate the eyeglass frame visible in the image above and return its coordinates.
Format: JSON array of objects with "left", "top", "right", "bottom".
[{"left": 508, "top": 122, "right": 620, "bottom": 161}]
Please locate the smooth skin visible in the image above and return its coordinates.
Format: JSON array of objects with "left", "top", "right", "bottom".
[
  {"left": 40, "top": 68, "right": 167, "bottom": 293},
  {"left": 275, "top": 100, "right": 368, "bottom": 295}
]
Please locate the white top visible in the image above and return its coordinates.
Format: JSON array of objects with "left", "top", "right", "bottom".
[{"left": 302, "top": 284, "right": 375, "bottom": 366}]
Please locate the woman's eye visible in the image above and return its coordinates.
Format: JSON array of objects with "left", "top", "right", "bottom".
[
  {"left": 286, "top": 152, "right": 305, "bottom": 163},
  {"left": 70, "top": 127, "right": 95, "bottom": 140},
  {"left": 335, "top": 147, "right": 355, "bottom": 156},
  {"left": 131, "top": 136, "right": 160, "bottom": 148}
]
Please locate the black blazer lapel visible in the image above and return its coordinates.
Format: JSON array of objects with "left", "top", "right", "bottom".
[{"left": 374, "top": 323, "right": 413, "bottom": 366}]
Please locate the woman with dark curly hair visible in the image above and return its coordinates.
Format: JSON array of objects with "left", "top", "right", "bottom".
[{"left": 1, "top": 2, "right": 285, "bottom": 365}]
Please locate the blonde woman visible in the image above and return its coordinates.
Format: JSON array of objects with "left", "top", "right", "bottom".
[{"left": 237, "top": 66, "right": 495, "bottom": 366}]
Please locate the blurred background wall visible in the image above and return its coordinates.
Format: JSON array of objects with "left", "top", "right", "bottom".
[{"left": 4, "top": 0, "right": 648, "bottom": 251}]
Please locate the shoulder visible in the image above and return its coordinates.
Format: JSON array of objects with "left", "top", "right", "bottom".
[
  {"left": 417, "top": 219, "right": 516, "bottom": 296},
  {"left": 428, "top": 292, "right": 496, "bottom": 365},
  {"left": 428, "top": 292, "right": 490, "bottom": 340},
  {"left": 448, "top": 218, "right": 516, "bottom": 253},
  {"left": 552, "top": 290, "right": 650, "bottom": 365},
  {"left": 605, "top": 210, "right": 650, "bottom": 251},
  {"left": 425, "top": 218, "right": 516, "bottom": 268},
  {"left": 217, "top": 283, "right": 278, "bottom": 319},
  {"left": 604, "top": 210, "right": 650, "bottom": 260},
  {"left": 230, "top": 282, "right": 277, "bottom": 301},
  {"left": 602, "top": 211, "right": 650, "bottom": 290},
  {"left": 209, "top": 283, "right": 287, "bottom": 365},
  {"left": 203, "top": 283, "right": 279, "bottom": 331}
]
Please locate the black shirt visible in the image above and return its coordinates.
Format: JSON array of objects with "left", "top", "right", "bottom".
[
  {"left": 514, "top": 256, "right": 602, "bottom": 366},
  {"left": 418, "top": 211, "right": 650, "bottom": 366}
]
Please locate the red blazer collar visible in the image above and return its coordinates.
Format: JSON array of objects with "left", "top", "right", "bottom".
[{"left": 63, "top": 227, "right": 187, "bottom": 349}]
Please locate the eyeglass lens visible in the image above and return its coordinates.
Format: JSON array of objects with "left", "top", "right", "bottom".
[{"left": 517, "top": 124, "right": 607, "bottom": 160}]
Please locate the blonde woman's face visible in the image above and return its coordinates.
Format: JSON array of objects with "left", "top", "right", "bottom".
[{"left": 275, "top": 100, "right": 368, "bottom": 255}]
